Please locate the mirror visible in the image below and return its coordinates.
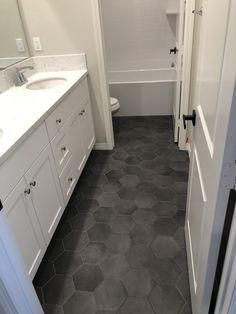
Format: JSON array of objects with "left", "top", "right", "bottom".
[{"left": 0, "top": 0, "right": 29, "bottom": 70}]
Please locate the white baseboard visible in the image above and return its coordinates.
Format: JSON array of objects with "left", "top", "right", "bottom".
[
  {"left": 94, "top": 142, "right": 111, "bottom": 150},
  {"left": 186, "top": 143, "right": 191, "bottom": 157}
]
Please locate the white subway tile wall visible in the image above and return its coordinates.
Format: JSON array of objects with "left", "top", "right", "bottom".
[{"left": 101, "top": 0, "right": 177, "bottom": 71}]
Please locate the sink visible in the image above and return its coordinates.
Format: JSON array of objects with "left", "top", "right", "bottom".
[{"left": 26, "top": 77, "right": 67, "bottom": 90}]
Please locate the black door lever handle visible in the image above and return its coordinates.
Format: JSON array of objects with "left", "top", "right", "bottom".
[{"left": 183, "top": 110, "right": 196, "bottom": 129}]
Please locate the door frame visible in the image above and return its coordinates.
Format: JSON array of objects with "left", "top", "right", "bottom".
[
  {"left": 178, "top": 0, "right": 196, "bottom": 150},
  {"left": 91, "top": 0, "right": 114, "bottom": 150}
]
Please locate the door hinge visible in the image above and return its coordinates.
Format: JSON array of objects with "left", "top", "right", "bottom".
[{"left": 221, "top": 162, "right": 236, "bottom": 190}]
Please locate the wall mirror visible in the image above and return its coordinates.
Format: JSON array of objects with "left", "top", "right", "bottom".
[{"left": 0, "top": 0, "right": 30, "bottom": 70}]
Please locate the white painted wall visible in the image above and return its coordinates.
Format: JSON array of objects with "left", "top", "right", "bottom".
[
  {"left": 100, "top": 0, "right": 177, "bottom": 71},
  {"left": 19, "top": 0, "right": 108, "bottom": 144}
]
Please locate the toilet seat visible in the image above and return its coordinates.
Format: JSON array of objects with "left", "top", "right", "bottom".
[{"left": 110, "top": 97, "right": 120, "bottom": 112}]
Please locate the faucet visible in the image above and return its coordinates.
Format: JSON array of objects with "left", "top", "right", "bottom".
[{"left": 15, "top": 66, "right": 34, "bottom": 86}]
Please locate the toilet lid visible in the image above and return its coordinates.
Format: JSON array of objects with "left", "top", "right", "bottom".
[{"left": 110, "top": 97, "right": 118, "bottom": 106}]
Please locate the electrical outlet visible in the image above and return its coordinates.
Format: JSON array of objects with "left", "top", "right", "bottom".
[
  {"left": 33, "top": 37, "right": 42, "bottom": 51},
  {"left": 15, "top": 38, "right": 25, "bottom": 52}
]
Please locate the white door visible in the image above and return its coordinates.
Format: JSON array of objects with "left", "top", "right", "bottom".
[
  {"left": 185, "top": 0, "right": 236, "bottom": 313},
  {"left": 25, "top": 145, "right": 64, "bottom": 245},
  {"left": 79, "top": 100, "right": 95, "bottom": 156},
  {"left": 173, "top": 0, "right": 186, "bottom": 142},
  {"left": 3, "top": 178, "right": 46, "bottom": 279}
]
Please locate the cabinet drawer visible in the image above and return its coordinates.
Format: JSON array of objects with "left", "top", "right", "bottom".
[
  {"left": 51, "top": 124, "right": 72, "bottom": 175},
  {"left": 59, "top": 156, "right": 76, "bottom": 205},
  {"left": 46, "top": 78, "right": 90, "bottom": 140},
  {"left": 0, "top": 123, "right": 49, "bottom": 202}
]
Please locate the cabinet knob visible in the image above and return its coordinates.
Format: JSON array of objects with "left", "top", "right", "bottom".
[
  {"left": 24, "top": 189, "right": 31, "bottom": 195},
  {"left": 68, "top": 177, "right": 73, "bottom": 183},
  {"left": 30, "top": 181, "right": 37, "bottom": 187},
  {"left": 61, "top": 147, "right": 67, "bottom": 152},
  {"left": 82, "top": 109, "right": 85, "bottom": 113},
  {"left": 56, "top": 119, "right": 62, "bottom": 124}
]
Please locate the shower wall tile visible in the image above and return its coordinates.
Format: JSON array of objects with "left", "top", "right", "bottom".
[{"left": 101, "top": 0, "right": 177, "bottom": 71}]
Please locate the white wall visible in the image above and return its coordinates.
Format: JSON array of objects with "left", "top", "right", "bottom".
[
  {"left": 19, "top": 0, "right": 108, "bottom": 144},
  {"left": 100, "top": 0, "right": 177, "bottom": 71}
]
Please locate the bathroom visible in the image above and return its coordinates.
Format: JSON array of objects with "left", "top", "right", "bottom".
[{"left": 0, "top": 0, "right": 236, "bottom": 314}]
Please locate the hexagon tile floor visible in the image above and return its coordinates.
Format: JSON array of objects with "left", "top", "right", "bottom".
[{"left": 33, "top": 116, "right": 192, "bottom": 314}]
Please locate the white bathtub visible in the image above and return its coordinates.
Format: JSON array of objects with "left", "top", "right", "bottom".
[{"left": 108, "top": 68, "right": 176, "bottom": 116}]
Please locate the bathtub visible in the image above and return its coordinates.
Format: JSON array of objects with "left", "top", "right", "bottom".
[{"left": 108, "top": 68, "right": 176, "bottom": 116}]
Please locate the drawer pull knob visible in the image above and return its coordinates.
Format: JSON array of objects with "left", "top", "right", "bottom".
[
  {"left": 24, "top": 189, "right": 31, "bottom": 195},
  {"left": 68, "top": 177, "right": 73, "bottom": 183},
  {"left": 56, "top": 119, "right": 62, "bottom": 124},
  {"left": 61, "top": 147, "right": 67, "bottom": 152},
  {"left": 82, "top": 110, "right": 85, "bottom": 113},
  {"left": 30, "top": 181, "right": 37, "bottom": 187}
]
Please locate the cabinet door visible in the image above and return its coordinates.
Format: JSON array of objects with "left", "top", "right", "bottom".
[
  {"left": 3, "top": 178, "right": 46, "bottom": 279},
  {"left": 25, "top": 145, "right": 64, "bottom": 245},
  {"left": 79, "top": 100, "right": 95, "bottom": 156},
  {"left": 67, "top": 107, "right": 86, "bottom": 181},
  {"left": 59, "top": 156, "right": 76, "bottom": 205}
]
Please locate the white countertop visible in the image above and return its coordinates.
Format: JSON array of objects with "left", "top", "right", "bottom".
[{"left": 0, "top": 70, "right": 87, "bottom": 165}]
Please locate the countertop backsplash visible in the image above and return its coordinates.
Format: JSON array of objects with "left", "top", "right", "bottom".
[{"left": 0, "top": 53, "right": 87, "bottom": 94}]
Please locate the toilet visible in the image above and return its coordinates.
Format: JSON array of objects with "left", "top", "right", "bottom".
[{"left": 110, "top": 97, "right": 120, "bottom": 114}]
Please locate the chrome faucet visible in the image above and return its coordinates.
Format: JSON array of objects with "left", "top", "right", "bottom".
[{"left": 15, "top": 66, "right": 34, "bottom": 86}]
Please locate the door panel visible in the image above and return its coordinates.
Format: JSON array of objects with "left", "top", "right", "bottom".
[
  {"left": 25, "top": 145, "right": 64, "bottom": 245},
  {"left": 185, "top": 0, "right": 233, "bottom": 312},
  {"left": 3, "top": 178, "right": 46, "bottom": 278},
  {"left": 187, "top": 147, "right": 206, "bottom": 292},
  {"left": 79, "top": 100, "right": 95, "bottom": 155},
  {"left": 199, "top": 0, "right": 231, "bottom": 141}
]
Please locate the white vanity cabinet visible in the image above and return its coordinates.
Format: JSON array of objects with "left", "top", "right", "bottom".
[
  {"left": 3, "top": 178, "right": 46, "bottom": 279},
  {"left": 79, "top": 99, "right": 96, "bottom": 156},
  {"left": 25, "top": 145, "right": 64, "bottom": 245},
  {"left": 0, "top": 75, "right": 95, "bottom": 280}
]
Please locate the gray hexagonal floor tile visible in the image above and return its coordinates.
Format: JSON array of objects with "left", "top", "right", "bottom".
[
  {"left": 152, "top": 218, "right": 178, "bottom": 236},
  {"left": 115, "top": 200, "right": 137, "bottom": 215},
  {"left": 94, "top": 207, "right": 115, "bottom": 223},
  {"left": 80, "top": 242, "right": 109, "bottom": 264},
  {"left": 135, "top": 194, "right": 158, "bottom": 209},
  {"left": 63, "top": 291, "right": 97, "bottom": 314},
  {"left": 103, "top": 181, "right": 122, "bottom": 193},
  {"left": 152, "top": 202, "right": 177, "bottom": 218},
  {"left": 70, "top": 213, "right": 95, "bottom": 232},
  {"left": 94, "top": 279, "right": 127, "bottom": 311},
  {"left": 119, "top": 175, "right": 141, "bottom": 188},
  {"left": 106, "top": 233, "right": 132, "bottom": 254},
  {"left": 33, "top": 261, "right": 55, "bottom": 287},
  {"left": 149, "top": 284, "right": 185, "bottom": 314},
  {"left": 73, "top": 264, "right": 103, "bottom": 292},
  {"left": 151, "top": 235, "right": 180, "bottom": 258},
  {"left": 119, "top": 297, "right": 154, "bottom": 314},
  {"left": 98, "top": 193, "right": 121, "bottom": 207},
  {"left": 174, "top": 227, "right": 186, "bottom": 247},
  {"left": 132, "top": 209, "right": 156, "bottom": 224},
  {"left": 83, "top": 186, "right": 103, "bottom": 199},
  {"left": 54, "top": 251, "right": 83, "bottom": 275},
  {"left": 122, "top": 269, "right": 153, "bottom": 297},
  {"left": 130, "top": 224, "right": 157, "bottom": 246},
  {"left": 74, "top": 199, "right": 99, "bottom": 213},
  {"left": 176, "top": 272, "right": 191, "bottom": 301},
  {"left": 101, "top": 254, "right": 130, "bottom": 279},
  {"left": 88, "top": 223, "right": 112, "bottom": 241},
  {"left": 125, "top": 156, "right": 142, "bottom": 165},
  {"left": 43, "top": 275, "right": 75, "bottom": 305},
  {"left": 106, "top": 170, "right": 124, "bottom": 181},
  {"left": 54, "top": 221, "right": 72, "bottom": 240},
  {"left": 63, "top": 230, "right": 89, "bottom": 252},
  {"left": 44, "top": 239, "right": 64, "bottom": 262},
  {"left": 110, "top": 216, "right": 134, "bottom": 233},
  {"left": 126, "top": 245, "right": 156, "bottom": 269},
  {"left": 149, "top": 258, "right": 182, "bottom": 285},
  {"left": 43, "top": 304, "right": 63, "bottom": 314}
]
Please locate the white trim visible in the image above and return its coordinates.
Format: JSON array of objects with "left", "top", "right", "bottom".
[
  {"left": 179, "top": 0, "right": 196, "bottom": 150},
  {"left": 91, "top": 0, "right": 114, "bottom": 150},
  {"left": 186, "top": 142, "right": 192, "bottom": 157},
  {"left": 93, "top": 142, "right": 111, "bottom": 150}
]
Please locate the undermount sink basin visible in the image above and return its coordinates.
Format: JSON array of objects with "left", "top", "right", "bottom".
[{"left": 26, "top": 77, "right": 67, "bottom": 90}]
